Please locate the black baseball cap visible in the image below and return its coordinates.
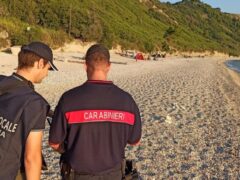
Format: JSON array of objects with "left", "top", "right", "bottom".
[{"left": 21, "top": 41, "right": 58, "bottom": 71}]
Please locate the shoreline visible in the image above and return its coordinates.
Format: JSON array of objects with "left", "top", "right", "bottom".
[
  {"left": 226, "top": 67, "right": 240, "bottom": 87},
  {"left": 223, "top": 59, "right": 240, "bottom": 88}
]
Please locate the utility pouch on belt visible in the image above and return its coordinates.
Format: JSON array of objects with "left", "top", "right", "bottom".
[
  {"left": 60, "top": 162, "right": 72, "bottom": 180},
  {"left": 122, "top": 159, "right": 140, "bottom": 180}
]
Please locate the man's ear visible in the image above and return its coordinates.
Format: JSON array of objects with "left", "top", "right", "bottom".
[
  {"left": 84, "top": 62, "right": 87, "bottom": 72},
  {"left": 106, "top": 62, "right": 111, "bottom": 72},
  {"left": 33, "top": 59, "right": 42, "bottom": 69},
  {"left": 36, "top": 58, "right": 45, "bottom": 69}
]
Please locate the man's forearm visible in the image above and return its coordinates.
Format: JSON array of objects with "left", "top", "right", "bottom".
[
  {"left": 24, "top": 131, "right": 43, "bottom": 180},
  {"left": 25, "top": 155, "right": 42, "bottom": 180}
]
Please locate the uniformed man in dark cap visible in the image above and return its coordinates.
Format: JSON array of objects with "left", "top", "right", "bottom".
[
  {"left": 49, "top": 44, "right": 141, "bottom": 180},
  {"left": 0, "top": 41, "right": 57, "bottom": 180}
]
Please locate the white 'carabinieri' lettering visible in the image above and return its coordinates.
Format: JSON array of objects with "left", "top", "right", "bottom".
[{"left": 84, "top": 111, "right": 125, "bottom": 121}]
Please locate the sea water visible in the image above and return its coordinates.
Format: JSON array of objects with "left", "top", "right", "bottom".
[{"left": 225, "top": 60, "right": 240, "bottom": 73}]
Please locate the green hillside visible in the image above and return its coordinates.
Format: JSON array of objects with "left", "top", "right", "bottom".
[{"left": 0, "top": 0, "right": 240, "bottom": 55}]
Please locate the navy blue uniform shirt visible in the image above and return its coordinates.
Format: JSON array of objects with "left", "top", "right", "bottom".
[
  {"left": 0, "top": 74, "right": 49, "bottom": 179},
  {"left": 49, "top": 80, "right": 141, "bottom": 174}
]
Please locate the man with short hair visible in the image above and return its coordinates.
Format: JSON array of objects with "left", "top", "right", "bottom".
[
  {"left": 0, "top": 41, "right": 57, "bottom": 180},
  {"left": 49, "top": 44, "right": 142, "bottom": 180}
]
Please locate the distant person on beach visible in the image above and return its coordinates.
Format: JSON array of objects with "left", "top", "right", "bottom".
[
  {"left": 49, "top": 44, "right": 142, "bottom": 180},
  {"left": 0, "top": 42, "right": 57, "bottom": 180}
]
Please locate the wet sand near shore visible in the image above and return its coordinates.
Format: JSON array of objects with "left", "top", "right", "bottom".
[{"left": 1, "top": 53, "right": 240, "bottom": 179}]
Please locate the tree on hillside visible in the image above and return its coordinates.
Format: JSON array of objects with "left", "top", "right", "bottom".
[
  {"left": 81, "top": 15, "right": 103, "bottom": 42},
  {"left": 163, "top": 26, "right": 176, "bottom": 38}
]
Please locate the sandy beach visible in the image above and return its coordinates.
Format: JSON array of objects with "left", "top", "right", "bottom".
[{"left": 0, "top": 53, "right": 240, "bottom": 179}]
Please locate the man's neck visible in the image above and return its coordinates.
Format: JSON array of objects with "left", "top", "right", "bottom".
[
  {"left": 87, "top": 72, "right": 108, "bottom": 81},
  {"left": 16, "top": 69, "right": 35, "bottom": 83}
]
